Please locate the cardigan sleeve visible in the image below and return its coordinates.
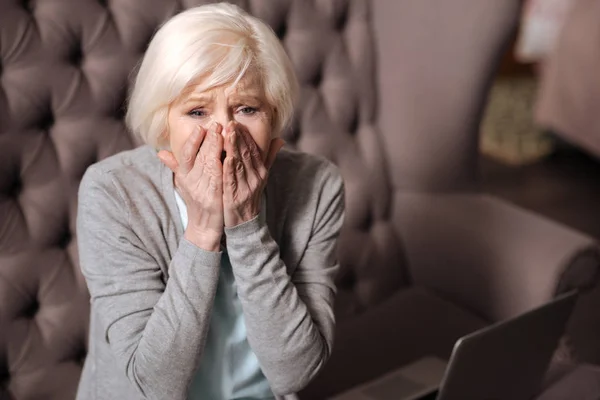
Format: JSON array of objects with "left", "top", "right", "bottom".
[
  {"left": 77, "top": 166, "right": 222, "bottom": 400},
  {"left": 224, "top": 161, "right": 344, "bottom": 394}
]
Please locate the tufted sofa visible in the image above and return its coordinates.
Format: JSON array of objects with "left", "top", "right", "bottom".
[{"left": 1, "top": 0, "right": 600, "bottom": 399}]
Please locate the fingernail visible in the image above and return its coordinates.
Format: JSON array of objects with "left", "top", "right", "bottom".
[{"left": 230, "top": 131, "right": 235, "bottom": 144}]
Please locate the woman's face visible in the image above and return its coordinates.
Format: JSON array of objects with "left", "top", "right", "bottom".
[{"left": 167, "top": 70, "right": 274, "bottom": 164}]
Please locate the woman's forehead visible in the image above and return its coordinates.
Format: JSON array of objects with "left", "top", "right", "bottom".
[{"left": 186, "top": 69, "right": 264, "bottom": 98}]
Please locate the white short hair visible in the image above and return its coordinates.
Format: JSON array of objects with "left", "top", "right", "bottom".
[{"left": 126, "top": 3, "right": 299, "bottom": 148}]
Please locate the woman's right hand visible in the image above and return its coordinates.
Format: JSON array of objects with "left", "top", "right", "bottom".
[{"left": 158, "top": 122, "right": 224, "bottom": 252}]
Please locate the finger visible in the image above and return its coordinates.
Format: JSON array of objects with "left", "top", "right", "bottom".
[
  {"left": 239, "top": 128, "right": 267, "bottom": 180},
  {"left": 195, "top": 157, "right": 223, "bottom": 221},
  {"left": 200, "top": 122, "right": 224, "bottom": 164},
  {"left": 240, "top": 128, "right": 263, "bottom": 168},
  {"left": 224, "top": 125, "right": 247, "bottom": 195},
  {"left": 233, "top": 155, "right": 247, "bottom": 187},
  {"left": 197, "top": 124, "right": 224, "bottom": 200},
  {"left": 223, "top": 156, "right": 236, "bottom": 197},
  {"left": 265, "top": 138, "right": 285, "bottom": 170},
  {"left": 224, "top": 121, "right": 241, "bottom": 160},
  {"left": 157, "top": 150, "right": 179, "bottom": 173},
  {"left": 205, "top": 156, "right": 224, "bottom": 195},
  {"left": 235, "top": 125, "right": 259, "bottom": 188},
  {"left": 180, "top": 126, "right": 206, "bottom": 174},
  {"left": 236, "top": 126, "right": 256, "bottom": 175}
]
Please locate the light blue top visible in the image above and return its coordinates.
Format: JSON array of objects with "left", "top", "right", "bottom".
[{"left": 174, "top": 191, "right": 274, "bottom": 400}]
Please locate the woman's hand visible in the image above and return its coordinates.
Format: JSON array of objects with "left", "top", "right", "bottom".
[
  {"left": 222, "top": 121, "right": 284, "bottom": 228},
  {"left": 158, "top": 123, "right": 225, "bottom": 252}
]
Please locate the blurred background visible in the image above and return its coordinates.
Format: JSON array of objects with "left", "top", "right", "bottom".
[{"left": 481, "top": 0, "right": 600, "bottom": 240}]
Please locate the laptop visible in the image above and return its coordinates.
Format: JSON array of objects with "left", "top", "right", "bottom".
[{"left": 331, "top": 290, "right": 579, "bottom": 400}]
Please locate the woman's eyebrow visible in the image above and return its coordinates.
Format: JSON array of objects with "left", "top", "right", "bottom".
[
  {"left": 229, "top": 93, "right": 263, "bottom": 105},
  {"left": 183, "top": 92, "right": 214, "bottom": 105}
]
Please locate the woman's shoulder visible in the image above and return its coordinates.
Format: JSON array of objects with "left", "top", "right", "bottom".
[
  {"left": 80, "top": 146, "right": 162, "bottom": 189},
  {"left": 78, "top": 145, "right": 165, "bottom": 212},
  {"left": 85, "top": 145, "right": 160, "bottom": 177}
]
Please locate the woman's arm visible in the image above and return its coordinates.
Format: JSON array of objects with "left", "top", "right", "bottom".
[
  {"left": 77, "top": 166, "right": 221, "bottom": 400},
  {"left": 225, "top": 164, "right": 345, "bottom": 395}
]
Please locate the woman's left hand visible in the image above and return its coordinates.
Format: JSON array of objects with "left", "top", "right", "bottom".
[{"left": 223, "top": 122, "right": 284, "bottom": 228}]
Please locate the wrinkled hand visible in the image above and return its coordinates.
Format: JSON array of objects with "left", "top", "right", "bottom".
[
  {"left": 158, "top": 123, "right": 224, "bottom": 252},
  {"left": 222, "top": 122, "right": 284, "bottom": 228}
]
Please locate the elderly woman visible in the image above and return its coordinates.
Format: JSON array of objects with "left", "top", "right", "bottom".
[{"left": 76, "top": 3, "right": 344, "bottom": 400}]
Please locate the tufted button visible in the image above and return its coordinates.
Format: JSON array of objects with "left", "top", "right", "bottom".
[
  {"left": 39, "top": 112, "right": 54, "bottom": 132},
  {"left": 23, "top": 299, "right": 40, "bottom": 319},
  {"left": 275, "top": 22, "right": 287, "bottom": 40},
  {"left": 75, "top": 345, "right": 87, "bottom": 366},
  {"left": 9, "top": 176, "right": 22, "bottom": 199},
  {"left": 114, "top": 104, "right": 126, "bottom": 120},
  {"left": 349, "top": 113, "right": 358, "bottom": 135},
  {"left": 23, "top": 0, "right": 35, "bottom": 12},
  {"left": 334, "top": 6, "right": 348, "bottom": 31},
  {"left": 58, "top": 231, "right": 72, "bottom": 249},
  {"left": 360, "top": 211, "right": 373, "bottom": 232},
  {"left": 113, "top": 89, "right": 128, "bottom": 120},
  {"left": 0, "top": 352, "right": 8, "bottom": 386},
  {"left": 138, "top": 31, "right": 155, "bottom": 54},
  {"left": 337, "top": 270, "right": 356, "bottom": 290},
  {"left": 0, "top": 375, "right": 8, "bottom": 396},
  {"left": 311, "top": 68, "right": 323, "bottom": 88},
  {"left": 70, "top": 46, "right": 84, "bottom": 67}
]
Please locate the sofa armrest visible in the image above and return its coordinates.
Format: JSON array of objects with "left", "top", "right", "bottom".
[
  {"left": 537, "top": 363, "right": 600, "bottom": 400},
  {"left": 392, "top": 193, "right": 600, "bottom": 322}
]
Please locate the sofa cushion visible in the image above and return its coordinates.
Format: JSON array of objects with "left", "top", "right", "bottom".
[
  {"left": 372, "top": 0, "right": 521, "bottom": 192},
  {"left": 0, "top": 249, "right": 89, "bottom": 400},
  {"left": 537, "top": 363, "right": 600, "bottom": 400}
]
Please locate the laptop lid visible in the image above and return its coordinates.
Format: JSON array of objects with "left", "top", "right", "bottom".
[{"left": 436, "top": 290, "right": 579, "bottom": 400}]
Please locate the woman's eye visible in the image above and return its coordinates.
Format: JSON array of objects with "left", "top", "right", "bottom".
[
  {"left": 238, "top": 106, "right": 257, "bottom": 115},
  {"left": 188, "top": 109, "right": 207, "bottom": 117}
]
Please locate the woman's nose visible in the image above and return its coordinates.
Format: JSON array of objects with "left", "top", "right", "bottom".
[{"left": 210, "top": 110, "right": 233, "bottom": 136}]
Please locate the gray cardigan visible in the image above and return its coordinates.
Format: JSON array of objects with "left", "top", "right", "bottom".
[{"left": 75, "top": 145, "right": 344, "bottom": 400}]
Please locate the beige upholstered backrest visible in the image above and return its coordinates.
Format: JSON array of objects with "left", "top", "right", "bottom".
[
  {"left": 373, "top": 0, "right": 521, "bottom": 192},
  {"left": 0, "top": 1, "right": 404, "bottom": 398}
]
